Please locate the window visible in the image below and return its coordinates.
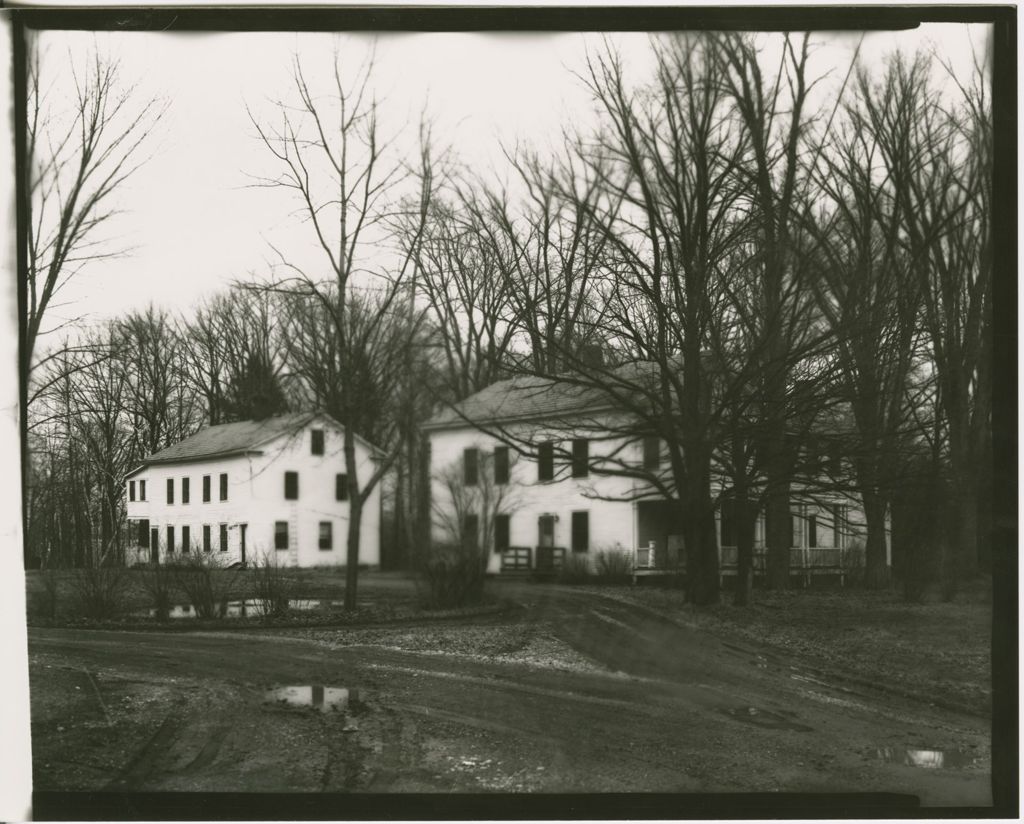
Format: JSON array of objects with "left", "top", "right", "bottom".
[
  {"left": 537, "top": 442, "right": 554, "bottom": 482},
  {"left": 166, "top": 478, "right": 174, "bottom": 505},
  {"left": 807, "top": 513, "right": 819, "bottom": 548},
  {"left": 494, "top": 447, "right": 509, "bottom": 485},
  {"left": 138, "top": 519, "right": 150, "bottom": 548},
  {"left": 312, "top": 429, "right": 325, "bottom": 455},
  {"left": 139, "top": 480, "right": 146, "bottom": 501},
  {"left": 720, "top": 498, "right": 736, "bottom": 547},
  {"left": 202, "top": 475, "right": 211, "bottom": 503},
  {"left": 571, "top": 511, "right": 589, "bottom": 553},
  {"left": 203, "top": 525, "right": 211, "bottom": 553},
  {"left": 494, "top": 514, "right": 510, "bottom": 553},
  {"left": 463, "top": 514, "right": 479, "bottom": 552},
  {"left": 182, "top": 477, "right": 190, "bottom": 504},
  {"left": 182, "top": 525, "right": 191, "bottom": 553},
  {"left": 571, "top": 439, "right": 589, "bottom": 478},
  {"left": 219, "top": 473, "right": 228, "bottom": 501},
  {"left": 219, "top": 523, "right": 228, "bottom": 553},
  {"left": 643, "top": 436, "right": 661, "bottom": 470},
  {"left": 284, "top": 471, "right": 299, "bottom": 500},
  {"left": 166, "top": 525, "right": 175, "bottom": 553},
  {"left": 335, "top": 474, "right": 349, "bottom": 501},
  {"left": 129, "top": 480, "right": 136, "bottom": 502},
  {"left": 275, "top": 521, "right": 289, "bottom": 550},
  {"left": 463, "top": 448, "right": 478, "bottom": 486},
  {"left": 318, "top": 521, "right": 333, "bottom": 550}
]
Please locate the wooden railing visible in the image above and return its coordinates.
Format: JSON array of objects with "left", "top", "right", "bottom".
[
  {"left": 535, "top": 546, "right": 566, "bottom": 572},
  {"left": 500, "top": 546, "right": 532, "bottom": 571}
]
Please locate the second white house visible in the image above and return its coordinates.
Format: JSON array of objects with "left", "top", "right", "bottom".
[{"left": 124, "top": 412, "right": 381, "bottom": 568}]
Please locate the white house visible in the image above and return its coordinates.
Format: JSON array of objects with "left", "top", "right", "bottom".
[
  {"left": 423, "top": 371, "right": 875, "bottom": 583},
  {"left": 124, "top": 412, "right": 381, "bottom": 568}
]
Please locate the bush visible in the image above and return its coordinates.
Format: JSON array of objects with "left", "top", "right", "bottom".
[
  {"left": 594, "top": 548, "right": 633, "bottom": 585},
  {"left": 174, "top": 554, "right": 242, "bottom": 618},
  {"left": 417, "top": 543, "right": 487, "bottom": 609},
  {"left": 137, "top": 563, "right": 175, "bottom": 621},
  {"left": 252, "top": 554, "right": 294, "bottom": 618},
  {"left": 71, "top": 562, "right": 129, "bottom": 620},
  {"left": 557, "top": 552, "right": 591, "bottom": 585}
]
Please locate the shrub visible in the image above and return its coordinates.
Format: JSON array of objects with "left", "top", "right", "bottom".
[
  {"left": 594, "top": 548, "right": 633, "bottom": 585},
  {"left": 417, "top": 543, "right": 487, "bottom": 609},
  {"left": 174, "top": 553, "right": 242, "bottom": 618},
  {"left": 843, "top": 540, "right": 866, "bottom": 587},
  {"left": 252, "top": 554, "right": 294, "bottom": 618},
  {"left": 557, "top": 552, "right": 591, "bottom": 585},
  {"left": 137, "top": 563, "right": 175, "bottom": 621},
  {"left": 70, "top": 562, "right": 129, "bottom": 620}
]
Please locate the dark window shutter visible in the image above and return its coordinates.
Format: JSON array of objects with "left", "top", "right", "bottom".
[
  {"left": 284, "top": 471, "right": 299, "bottom": 500},
  {"left": 494, "top": 514, "right": 510, "bottom": 552},
  {"left": 571, "top": 512, "right": 589, "bottom": 553},
  {"left": 139, "top": 519, "right": 150, "bottom": 547},
  {"left": 312, "top": 429, "right": 325, "bottom": 455},
  {"left": 203, "top": 525, "right": 211, "bottom": 552},
  {"left": 219, "top": 524, "right": 228, "bottom": 552},
  {"left": 140, "top": 480, "right": 146, "bottom": 501},
  {"left": 643, "top": 436, "right": 660, "bottom": 470},
  {"left": 463, "top": 514, "right": 479, "bottom": 552},
  {"left": 538, "top": 442, "right": 554, "bottom": 482},
  {"left": 167, "top": 478, "right": 174, "bottom": 504},
  {"left": 129, "top": 481, "right": 136, "bottom": 502},
  {"left": 203, "top": 475, "right": 211, "bottom": 502},
  {"left": 571, "top": 439, "right": 589, "bottom": 478},
  {"left": 219, "top": 473, "right": 228, "bottom": 501},
  {"left": 336, "top": 474, "right": 349, "bottom": 501},
  {"left": 275, "top": 521, "right": 289, "bottom": 550},
  {"left": 167, "top": 526, "right": 175, "bottom": 553},
  {"left": 494, "top": 447, "right": 509, "bottom": 485},
  {"left": 464, "top": 448, "right": 479, "bottom": 486},
  {"left": 182, "top": 477, "right": 190, "bottom": 504},
  {"left": 808, "top": 514, "right": 818, "bottom": 548},
  {"left": 182, "top": 526, "right": 191, "bottom": 553}
]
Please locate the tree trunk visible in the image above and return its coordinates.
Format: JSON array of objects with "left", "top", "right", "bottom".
[
  {"left": 863, "top": 491, "right": 890, "bottom": 589},
  {"left": 956, "top": 482, "right": 979, "bottom": 581},
  {"left": 765, "top": 485, "right": 791, "bottom": 590},
  {"left": 343, "top": 427, "right": 361, "bottom": 611},
  {"left": 685, "top": 491, "right": 720, "bottom": 606},
  {"left": 732, "top": 494, "right": 757, "bottom": 607}
]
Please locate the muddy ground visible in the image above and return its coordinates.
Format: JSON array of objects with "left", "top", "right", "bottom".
[{"left": 28, "top": 581, "right": 991, "bottom": 807}]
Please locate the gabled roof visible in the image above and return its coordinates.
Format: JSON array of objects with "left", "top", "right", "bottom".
[
  {"left": 423, "top": 363, "right": 657, "bottom": 431},
  {"left": 127, "top": 412, "right": 381, "bottom": 477}
]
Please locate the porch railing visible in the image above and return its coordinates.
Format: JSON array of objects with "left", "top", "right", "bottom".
[
  {"left": 535, "top": 546, "right": 566, "bottom": 572},
  {"left": 500, "top": 546, "right": 532, "bottom": 571}
]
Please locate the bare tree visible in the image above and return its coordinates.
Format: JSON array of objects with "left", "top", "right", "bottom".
[
  {"left": 856, "top": 51, "right": 992, "bottom": 593},
  {"left": 248, "top": 45, "right": 436, "bottom": 609},
  {"left": 24, "top": 41, "right": 165, "bottom": 379}
]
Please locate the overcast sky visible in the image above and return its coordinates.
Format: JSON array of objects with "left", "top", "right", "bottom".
[{"left": 33, "top": 24, "right": 990, "bottom": 340}]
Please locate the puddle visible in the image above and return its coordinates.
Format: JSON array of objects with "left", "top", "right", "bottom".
[
  {"left": 719, "top": 705, "right": 813, "bottom": 732},
  {"left": 876, "top": 747, "right": 979, "bottom": 769},
  {"left": 264, "top": 685, "right": 358, "bottom": 712},
  {"left": 143, "top": 598, "right": 347, "bottom": 618}
]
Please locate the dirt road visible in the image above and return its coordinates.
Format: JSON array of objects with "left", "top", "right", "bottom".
[{"left": 28, "top": 583, "right": 991, "bottom": 805}]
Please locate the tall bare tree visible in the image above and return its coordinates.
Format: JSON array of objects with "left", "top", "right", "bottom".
[
  {"left": 24, "top": 41, "right": 164, "bottom": 380},
  {"left": 248, "top": 45, "right": 436, "bottom": 609}
]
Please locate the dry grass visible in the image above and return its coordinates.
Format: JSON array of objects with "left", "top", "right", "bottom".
[{"left": 580, "top": 579, "right": 993, "bottom": 714}]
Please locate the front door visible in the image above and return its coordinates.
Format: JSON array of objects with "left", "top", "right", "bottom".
[
  {"left": 538, "top": 515, "right": 555, "bottom": 548},
  {"left": 150, "top": 528, "right": 159, "bottom": 564},
  {"left": 240, "top": 524, "right": 248, "bottom": 565}
]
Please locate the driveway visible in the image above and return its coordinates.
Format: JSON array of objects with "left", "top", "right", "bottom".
[{"left": 27, "top": 582, "right": 990, "bottom": 805}]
